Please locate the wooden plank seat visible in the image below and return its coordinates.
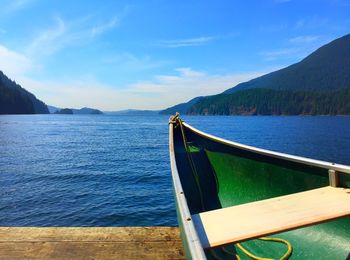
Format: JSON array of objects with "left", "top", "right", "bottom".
[{"left": 192, "top": 186, "right": 350, "bottom": 248}]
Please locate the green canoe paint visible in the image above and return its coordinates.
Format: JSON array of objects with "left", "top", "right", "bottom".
[{"left": 169, "top": 117, "right": 350, "bottom": 260}]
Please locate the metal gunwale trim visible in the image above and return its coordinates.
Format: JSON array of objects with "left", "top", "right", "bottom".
[
  {"left": 169, "top": 123, "right": 206, "bottom": 259},
  {"left": 183, "top": 122, "right": 350, "bottom": 174}
]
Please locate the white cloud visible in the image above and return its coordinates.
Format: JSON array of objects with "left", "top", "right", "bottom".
[
  {"left": 99, "top": 52, "right": 170, "bottom": 71},
  {"left": 289, "top": 35, "right": 319, "bottom": 44},
  {"left": 260, "top": 34, "right": 324, "bottom": 61},
  {"left": 18, "top": 77, "right": 126, "bottom": 109},
  {"left": 90, "top": 17, "right": 119, "bottom": 37},
  {"left": 26, "top": 15, "right": 119, "bottom": 57},
  {"left": 123, "top": 68, "right": 267, "bottom": 109},
  {"left": 157, "top": 36, "right": 214, "bottom": 48},
  {"left": 0, "top": 45, "right": 34, "bottom": 79},
  {"left": 14, "top": 67, "right": 269, "bottom": 111},
  {"left": 260, "top": 48, "right": 299, "bottom": 61},
  {"left": 293, "top": 17, "right": 329, "bottom": 30},
  {"left": 26, "top": 16, "right": 66, "bottom": 56}
]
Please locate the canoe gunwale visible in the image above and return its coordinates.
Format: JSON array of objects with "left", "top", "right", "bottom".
[
  {"left": 183, "top": 122, "right": 350, "bottom": 175},
  {"left": 169, "top": 122, "right": 206, "bottom": 259}
]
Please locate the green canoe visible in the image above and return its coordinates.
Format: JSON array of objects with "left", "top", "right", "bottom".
[{"left": 169, "top": 114, "right": 350, "bottom": 260}]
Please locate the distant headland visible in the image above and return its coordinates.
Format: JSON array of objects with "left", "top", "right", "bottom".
[{"left": 53, "top": 107, "right": 103, "bottom": 115}]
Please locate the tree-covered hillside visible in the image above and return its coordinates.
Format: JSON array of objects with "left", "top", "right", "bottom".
[
  {"left": 224, "top": 34, "right": 350, "bottom": 94},
  {"left": 160, "top": 96, "right": 204, "bottom": 115},
  {"left": 0, "top": 82, "right": 35, "bottom": 114},
  {"left": 189, "top": 88, "right": 350, "bottom": 115},
  {"left": 0, "top": 71, "right": 49, "bottom": 114}
]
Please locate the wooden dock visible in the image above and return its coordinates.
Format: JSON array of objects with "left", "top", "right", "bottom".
[{"left": 0, "top": 227, "right": 184, "bottom": 259}]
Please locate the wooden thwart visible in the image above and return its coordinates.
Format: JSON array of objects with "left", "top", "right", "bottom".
[{"left": 192, "top": 186, "right": 350, "bottom": 249}]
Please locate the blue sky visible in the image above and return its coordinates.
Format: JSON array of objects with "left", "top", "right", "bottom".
[{"left": 0, "top": 0, "right": 349, "bottom": 110}]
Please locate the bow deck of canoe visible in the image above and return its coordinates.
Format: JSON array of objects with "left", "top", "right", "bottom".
[{"left": 0, "top": 227, "right": 184, "bottom": 259}]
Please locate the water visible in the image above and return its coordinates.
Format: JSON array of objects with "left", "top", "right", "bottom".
[{"left": 0, "top": 115, "right": 349, "bottom": 226}]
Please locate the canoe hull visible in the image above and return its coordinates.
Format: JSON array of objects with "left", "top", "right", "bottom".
[{"left": 169, "top": 118, "right": 350, "bottom": 259}]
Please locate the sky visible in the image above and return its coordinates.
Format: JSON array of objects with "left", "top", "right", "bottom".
[{"left": 0, "top": 0, "right": 349, "bottom": 111}]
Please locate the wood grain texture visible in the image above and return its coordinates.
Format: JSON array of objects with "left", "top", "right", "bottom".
[
  {"left": 0, "top": 227, "right": 184, "bottom": 259},
  {"left": 192, "top": 186, "right": 350, "bottom": 248}
]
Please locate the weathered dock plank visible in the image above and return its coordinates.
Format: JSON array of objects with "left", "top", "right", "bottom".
[{"left": 0, "top": 227, "right": 184, "bottom": 259}]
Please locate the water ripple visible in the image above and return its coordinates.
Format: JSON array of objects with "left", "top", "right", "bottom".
[{"left": 1, "top": 114, "right": 349, "bottom": 226}]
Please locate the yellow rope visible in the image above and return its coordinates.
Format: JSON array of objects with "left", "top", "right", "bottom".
[
  {"left": 236, "top": 237, "right": 292, "bottom": 260},
  {"left": 172, "top": 113, "right": 293, "bottom": 260},
  {"left": 222, "top": 246, "right": 241, "bottom": 260}
]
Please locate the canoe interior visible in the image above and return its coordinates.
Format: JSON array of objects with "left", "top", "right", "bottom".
[{"left": 172, "top": 123, "right": 350, "bottom": 259}]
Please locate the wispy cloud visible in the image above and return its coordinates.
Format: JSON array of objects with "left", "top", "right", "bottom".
[
  {"left": 99, "top": 52, "right": 171, "bottom": 71},
  {"left": 293, "top": 16, "right": 350, "bottom": 33},
  {"left": 123, "top": 68, "right": 268, "bottom": 109},
  {"left": 0, "top": 13, "right": 121, "bottom": 82},
  {"left": 260, "top": 34, "right": 324, "bottom": 61},
  {"left": 26, "top": 15, "right": 119, "bottom": 57},
  {"left": 90, "top": 17, "right": 119, "bottom": 37},
  {"left": 0, "top": 45, "right": 34, "bottom": 79},
  {"left": 157, "top": 36, "right": 214, "bottom": 48},
  {"left": 293, "top": 17, "right": 329, "bottom": 30},
  {"left": 260, "top": 48, "right": 299, "bottom": 61},
  {"left": 1, "top": 34, "right": 271, "bottom": 110},
  {"left": 3, "top": 0, "right": 34, "bottom": 13},
  {"left": 15, "top": 67, "right": 269, "bottom": 110},
  {"left": 289, "top": 35, "right": 319, "bottom": 44},
  {"left": 26, "top": 16, "right": 66, "bottom": 56}
]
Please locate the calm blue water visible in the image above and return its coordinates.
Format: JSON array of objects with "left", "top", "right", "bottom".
[{"left": 0, "top": 115, "right": 350, "bottom": 226}]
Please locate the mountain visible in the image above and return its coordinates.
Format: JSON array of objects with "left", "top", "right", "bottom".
[
  {"left": 105, "top": 109, "right": 159, "bottom": 115},
  {"left": 72, "top": 107, "right": 103, "bottom": 114},
  {"left": 159, "top": 96, "right": 204, "bottom": 115},
  {"left": 54, "top": 108, "right": 73, "bottom": 114},
  {"left": 47, "top": 105, "right": 60, "bottom": 113},
  {"left": 0, "top": 71, "right": 49, "bottom": 114},
  {"left": 161, "top": 34, "right": 350, "bottom": 115},
  {"left": 223, "top": 34, "right": 350, "bottom": 94},
  {"left": 53, "top": 107, "right": 103, "bottom": 115}
]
